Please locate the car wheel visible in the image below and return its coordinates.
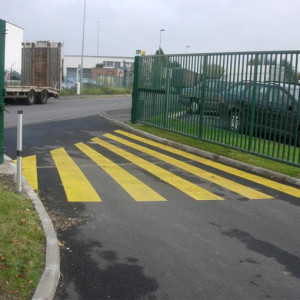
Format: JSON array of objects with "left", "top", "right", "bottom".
[
  {"left": 228, "top": 111, "right": 243, "bottom": 132},
  {"left": 26, "top": 89, "right": 36, "bottom": 105},
  {"left": 189, "top": 98, "right": 199, "bottom": 114}
]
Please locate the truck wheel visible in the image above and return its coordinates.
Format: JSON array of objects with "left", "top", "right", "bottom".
[
  {"left": 26, "top": 90, "right": 36, "bottom": 105},
  {"left": 37, "top": 89, "right": 48, "bottom": 104}
]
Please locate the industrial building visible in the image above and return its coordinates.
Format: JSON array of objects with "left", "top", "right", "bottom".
[{"left": 64, "top": 55, "right": 134, "bottom": 79}]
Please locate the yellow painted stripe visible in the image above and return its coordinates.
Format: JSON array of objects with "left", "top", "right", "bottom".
[
  {"left": 76, "top": 142, "right": 166, "bottom": 202},
  {"left": 115, "top": 130, "right": 300, "bottom": 198},
  {"left": 50, "top": 148, "right": 101, "bottom": 202},
  {"left": 105, "top": 133, "right": 272, "bottom": 200},
  {"left": 14, "top": 155, "right": 38, "bottom": 191},
  {"left": 91, "top": 137, "right": 222, "bottom": 201}
]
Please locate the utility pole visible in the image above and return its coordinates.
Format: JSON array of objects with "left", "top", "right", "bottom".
[
  {"left": 97, "top": 21, "right": 100, "bottom": 56},
  {"left": 159, "top": 29, "right": 165, "bottom": 55},
  {"left": 80, "top": 0, "right": 87, "bottom": 94}
]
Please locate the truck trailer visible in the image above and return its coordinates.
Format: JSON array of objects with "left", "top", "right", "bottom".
[{"left": 3, "top": 20, "right": 63, "bottom": 105}]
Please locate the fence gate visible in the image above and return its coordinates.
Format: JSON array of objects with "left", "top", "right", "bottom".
[{"left": 131, "top": 51, "right": 300, "bottom": 166}]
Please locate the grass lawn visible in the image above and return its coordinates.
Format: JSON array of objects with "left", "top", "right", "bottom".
[{"left": 0, "top": 175, "right": 44, "bottom": 299}]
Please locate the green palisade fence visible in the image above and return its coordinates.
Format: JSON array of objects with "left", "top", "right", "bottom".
[
  {"left": 0, "top": 20, "right": 5, "bottom": 165},
  {"left": 131, "top": 51, "right": 300, "bottom": 166},
  {"left": 96, "top": 74, "right": 133, "bottom": 89}
]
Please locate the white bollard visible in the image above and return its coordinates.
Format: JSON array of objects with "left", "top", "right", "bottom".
[
  {"left": 17, "top": 110, "right": 23, "bottom": 192},
  {"left": 77, "top": 82, "right": 81, "bottom": 95}
]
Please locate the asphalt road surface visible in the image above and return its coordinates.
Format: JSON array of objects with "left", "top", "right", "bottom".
[
  {"left": 4, "top": 98, "right": 300, "bottom": 300},
  {"left": 4, "top": 95, "right": 132, "bottom": 128}
]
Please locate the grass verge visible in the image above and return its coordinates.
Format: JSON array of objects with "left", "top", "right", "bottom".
[
  {"left": 60, "top": 86, "right": 132, "bottom": 96},
  {"left": 0, "top": 175, "right": 44, "bottom": 299},
  {"left": 130, "top": 123, "right": 300, "bottom": 179}
]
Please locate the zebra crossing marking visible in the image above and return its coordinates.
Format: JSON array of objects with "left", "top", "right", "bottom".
[
  {"left": 104, "top": 133, "right": 272, "bottom": 200},
  {"left": 50, "top": 147, "right": 101, "bottom": 202},
  {"left": 14, "top": 155, "right": 38, "bottom": 191},
  {"left": 114, "top": 130, "right": 300, "bottom": 198},
  {"left": 19, "top": 130, "right": 299, "bottom": 203},
  {"left": 75, "top": 142, "right": 166, "bottom": 202},
  {"left": 91, "top": 137, "right": 223, "bottom": 201}
]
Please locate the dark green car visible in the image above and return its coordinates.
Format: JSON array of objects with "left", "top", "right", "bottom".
[
  {"left": 219, "top": 81, "right": 300, "bottom": 147},
  {"left": 180, "top": 79, "right": 229, "bottom": 115}
]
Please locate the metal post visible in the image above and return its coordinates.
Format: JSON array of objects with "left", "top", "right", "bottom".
[
  {"left": 159, "top": 29, "right": 165, "bottom": 55},
  {"left": 131, "top": 56, "right": 140, "bottom": 123},
  {"left": 97, "top": 21, "right": 100, "bottom": 56},
  {"left": 248, "top": 53, "right": 259, "bottom": 152},
  {"left": 163, "top": 58, "right": 170, "bottom": 128},
  {"left": 80, "top": 0, "right": 87, "bottom": 94},
  {"left": 199, "top": 55, "right": 208, "bottom": 140},
  {"left": 0, "top": 20, "right": 6, "bottom": 165},
  {"left": 17, "top": 110, "right": 23, "bottom": 192},
  {"left": 77, "top": 67, "right": 81, "bottom": 95}
]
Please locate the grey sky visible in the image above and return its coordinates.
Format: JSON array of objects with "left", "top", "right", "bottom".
[{"left": 1, "top": 0, "right": 299, "bottom": 57}]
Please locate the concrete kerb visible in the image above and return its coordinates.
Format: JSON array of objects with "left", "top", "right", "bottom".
[
  {"left": 99, "top": 112, "right": 300, "bottom": 187},
  {"left": 1, "top": 155, "right": 60, "bottom": 300}
]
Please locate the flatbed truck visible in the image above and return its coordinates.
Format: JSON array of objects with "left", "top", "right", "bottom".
[
  {"left": 2, "top": 20, "right": 63, "bottom": 104},
  {"left": 5, "top": 85, "right": 59, "bottom": 105}
]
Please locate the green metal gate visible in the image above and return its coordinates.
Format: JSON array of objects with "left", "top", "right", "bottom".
[
  {"left": 0, "top": 20, "right": 5, "bottom": 165},
  {"left": 131, "top": 51, "right": 300, "bottom": 166}
]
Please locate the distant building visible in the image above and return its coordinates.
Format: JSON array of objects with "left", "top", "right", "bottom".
[
  {"left": 64, "top": 55, "right": 134, "bottom": 79},
  {"left": 91, "top": 67, "right": 124, "bottom": 79}
]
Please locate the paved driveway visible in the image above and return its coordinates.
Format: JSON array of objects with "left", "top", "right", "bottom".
[{"left": 4, "top": 111, "right": 300, "bottom": 300}]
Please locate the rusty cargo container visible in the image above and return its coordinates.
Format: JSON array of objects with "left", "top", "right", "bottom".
[
  {"left": 5, "top": 40, "right": 63, "bottom": 105},
  {"left": 22, "top": 41, "right": 62, "bottom": 90}
]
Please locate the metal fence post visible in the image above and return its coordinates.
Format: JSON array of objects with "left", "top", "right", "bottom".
[
  {"left": 0, "top": 20, "right": 6, "bottom": 165},
  {"left": 248, "top": 53, "right": 259, "bottom": 152},
  {"left": 199, "top": 55, "right": 208, "bottom": 140},
  {"left": 163, "top": 57, "right": 170, "bottom": 128},
  {"left": 131, "top": 55, "right": 140, "bottom": 124}
]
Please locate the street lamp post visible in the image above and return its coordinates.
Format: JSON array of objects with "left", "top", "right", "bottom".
[
  {"left": 97, "top": 21, "right": 100, "bottom": 56},
  {"left": 186, "top": 45, "right": 190, "bottom": 54},
  {"left": 159, "top": 29, "right": 165, "bottom": 55},
  {"left": 80, "top": 0, "right": 87, "bottom": 94}
]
